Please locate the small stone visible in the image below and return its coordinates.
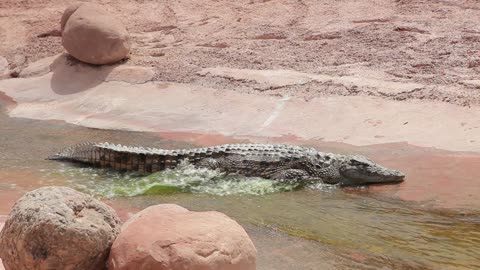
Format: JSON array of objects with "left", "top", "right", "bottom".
[{"left": 0, "top": 186, "right": 121, "bottom": 270}]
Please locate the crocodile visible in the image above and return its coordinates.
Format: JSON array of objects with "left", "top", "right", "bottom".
[{"left": 48, "top": 142, "right": 405, "bottom": 186}]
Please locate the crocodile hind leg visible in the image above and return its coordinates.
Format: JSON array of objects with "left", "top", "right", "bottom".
[
  {"left": 272, "top": 169, "right": 309, "bottom": 184},
  {"left": 195, "top": 157, "right": 221, "bottom": 170}
]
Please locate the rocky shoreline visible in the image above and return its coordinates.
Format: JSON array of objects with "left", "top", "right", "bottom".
[{"left": 0, "top": 187, "right": 256, "bottom": 270}]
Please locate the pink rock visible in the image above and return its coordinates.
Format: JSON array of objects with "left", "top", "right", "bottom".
[
  {"left": 121, "top": 204, "right": 189, "bottom": 229},
  {"left": 108, "top": 204, "right": 257, "bottom": 270},
  {"left": 61, "top": 3, "right": 130, "bottom": 65}
]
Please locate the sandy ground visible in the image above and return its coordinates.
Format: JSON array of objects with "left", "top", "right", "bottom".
[{"left": 1, "top": 0, "right": 480, "bottom": 105}]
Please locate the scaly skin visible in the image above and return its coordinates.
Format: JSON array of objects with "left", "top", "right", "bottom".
[{"left": 48, "top": 142, "right": 405, "bottom": 186}]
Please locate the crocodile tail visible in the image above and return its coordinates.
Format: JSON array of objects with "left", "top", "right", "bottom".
[{"left": 47, "top": 141, "right": 97, "bottom": 161}]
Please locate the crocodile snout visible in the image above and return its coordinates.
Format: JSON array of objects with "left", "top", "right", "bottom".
[{"left": 385, "top": 169, "right": 405, "bottom": 182}]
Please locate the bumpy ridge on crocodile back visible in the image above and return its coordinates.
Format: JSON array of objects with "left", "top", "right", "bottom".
[
  {"left": 48, "top": 142, "right": 323, "bottom": 174},
  {"left": 48, "top": 141, "right": 98, "bottom": 161}
]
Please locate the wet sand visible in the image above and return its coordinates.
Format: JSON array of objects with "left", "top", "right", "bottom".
[
  {"left": 1, "top": 88, "right": 479, "bottom": 212},
  {"left": 2, "top": 63, "right": 480, "bottom": 153},
  {"left": 1, "top": 87, "right": 479, "bottom": 212}
]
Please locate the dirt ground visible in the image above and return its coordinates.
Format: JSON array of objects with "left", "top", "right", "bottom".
[{"left": 1, "top": 0, "right": 480, "bottom": 105}]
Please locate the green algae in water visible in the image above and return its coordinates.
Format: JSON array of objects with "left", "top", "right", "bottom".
[
  {"left": 141, "top": 185, "right": 183, "bottom": 195},
  {"left": 112, "top": 183, "right": 183, "bottom": 196},
  {"left": 49, "top": 161, "right": 299, "bottom": 197}
]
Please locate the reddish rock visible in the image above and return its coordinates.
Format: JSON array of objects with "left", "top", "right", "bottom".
[
  {"left": 121, "top": 204, "right": 189, "bottom": 229},
  {"left": 60, "top": 3, "right": 82, "bottom": 32},
  {"left": 108, "top": 204, "right": 257, "bottom": 270},
  {"left": 61, "top": 3, "right": 130, "bottom": 65},
  {"left": 0, "top": 186, "right": 121, "bottom": 270}
]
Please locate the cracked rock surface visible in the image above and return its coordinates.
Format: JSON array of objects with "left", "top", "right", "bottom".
[{"left": 0, "top": 186, "right": 121, "bottom": 270}]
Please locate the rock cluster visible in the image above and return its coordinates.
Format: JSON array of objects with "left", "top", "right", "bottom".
[
  {"left": 0, "top": 188, "right": 256, "bottom": 270},
  {"left": 61, "top": 3, "right": 130, "bottom": 65},
  {"left": 0, "top": 187, "right": 121, "bottom": 270}
]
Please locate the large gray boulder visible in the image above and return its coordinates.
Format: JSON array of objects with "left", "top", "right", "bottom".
[
  {"left": 0, "top": 186, "right": 121, "bottom": 270},
  {"left": 61, "top": 3, "right": 131, "bottom": 65}
]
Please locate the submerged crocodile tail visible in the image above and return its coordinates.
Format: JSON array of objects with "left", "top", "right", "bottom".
[
  {"left": 47, "top": 142, "right": 97, "bottom": 161},
  {"left": 47, "top": 142, "right": 216, "bottom": 173}
]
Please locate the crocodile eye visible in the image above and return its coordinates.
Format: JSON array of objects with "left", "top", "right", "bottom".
[
  {"left": 351, "top": 159, "right": 368, "bottom": 167},
  {"left": 351, "top": 160, "right": 363, "bottom": 166},
  {"left": 350, "top": 156, "right": 372, "bottom": 167}
]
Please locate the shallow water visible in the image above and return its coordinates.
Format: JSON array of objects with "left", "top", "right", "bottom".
[{"left": 0, "top": 102, "right": 479, "bottom": 270}]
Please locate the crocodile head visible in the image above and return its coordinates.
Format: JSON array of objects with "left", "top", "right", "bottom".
[{"left": 338, "top": 155, "right": 405, "bottom": 186}]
